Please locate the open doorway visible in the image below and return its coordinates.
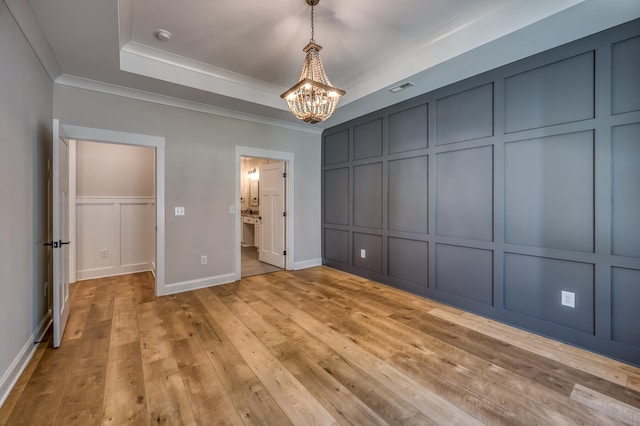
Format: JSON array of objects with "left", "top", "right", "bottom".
[
  {"left": 61, "top": 124, "right": 166, "bottom": 295},
  {"left": 72, "top": 140, "right": 156, "bottom": 282},
  {"left": 235, "top": 146, "right": 295, "bottom": 280},
  {"left": 240, "top": 156, "right": 284, "bottom": 277}
]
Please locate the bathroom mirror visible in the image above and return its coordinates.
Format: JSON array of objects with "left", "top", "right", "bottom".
[{"left": 250, "top": 180, "right": 259, "bottom": 206}]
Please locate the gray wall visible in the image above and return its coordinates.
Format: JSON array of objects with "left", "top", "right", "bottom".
[
  {"left": 322, "top": 19, "right": 640, "bottom": 366},
  {"left": 54, "top": 85, "right": 321, "bottom": 284},
  {"left": 0, "top": 1, "right": 53, "bottom": 397}
]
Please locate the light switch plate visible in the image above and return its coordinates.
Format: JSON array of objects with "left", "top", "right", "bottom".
[{"left": 360, "top": 249, "right": 366, "bottom": 259}]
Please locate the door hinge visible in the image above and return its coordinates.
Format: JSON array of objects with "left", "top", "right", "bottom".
[
  {"left": 283, "top": 250, "right": 287, "bottom": 256},
  {"left": 283, "top": 211, "right": 287, "bottom": 217},
  {"left": 283, "top": 172, "right": 287, "bottom": 178}
]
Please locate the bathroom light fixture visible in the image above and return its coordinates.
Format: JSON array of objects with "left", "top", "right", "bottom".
[{"left": 280, "top": 0, "right": 345, "bottom": 124}]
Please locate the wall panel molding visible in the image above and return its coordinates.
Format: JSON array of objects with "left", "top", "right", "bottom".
[{"left": 322, "top": 19, "right": 640, "bottom": 366}]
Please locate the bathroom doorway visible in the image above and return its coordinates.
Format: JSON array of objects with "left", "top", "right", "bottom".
[
  {"left": 236, "top": 146, "right": 294, "bottom": 280},
  {"left": 240, "top": 156, "right": 284, "bottom": 277}
]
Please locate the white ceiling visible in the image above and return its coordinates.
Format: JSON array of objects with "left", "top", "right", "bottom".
[{"left": 19, "top": 0, "right": 640, "bottom": 130}]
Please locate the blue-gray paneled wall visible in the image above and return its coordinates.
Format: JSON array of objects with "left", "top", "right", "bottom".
[{"left": 321, "top": 19, "right": 640, "bottom": 366}]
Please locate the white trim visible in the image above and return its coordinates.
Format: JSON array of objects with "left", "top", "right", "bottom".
[
  {"left": 76, "top": 196, "right": 156, "bottom": 204},
  {"left": 54, "top": 75, "right": 322, "bottom": 135},
  {"left": 76, "top": 266, "right": 154, "bottom": 281},
  {"left": 120, "top": 42, "right": 285, "bottom": 109},
  {"left": 0, "top": 311, "right": 51, "bottom": 408},
  {"left": 293, "top": 258, "right": 323, "bottom": 270},
  {"left": 164, "top": 273, "right": 237, "bottom": 295},
  {"left": 235, "top": 147, "right": 295, "bottom": 280},
  {"left": 69, "top": 140, "right": 77, "bottom": 284},
  {"left": 60, "top": 124, "right": 167, "bottom": 297},
  {"left": 3, "top": 0, "right": 62, "bottom": 81}
]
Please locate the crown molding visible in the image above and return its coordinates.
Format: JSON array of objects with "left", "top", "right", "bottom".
[
  {"left": 4, "top": 0, "right": 62, "bottom": 81},
  {"left": 54, "top": 74, "right": 322, "bottom": 135},
  {"left": 120, "top": 42, "right": 288, "bottom": 111}
]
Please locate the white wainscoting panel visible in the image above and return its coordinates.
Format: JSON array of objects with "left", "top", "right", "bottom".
[{"left": 76, "top": 197, "right": 155, "bottom": 280}]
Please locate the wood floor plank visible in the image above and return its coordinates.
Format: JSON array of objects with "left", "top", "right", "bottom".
[
  {"left": 430, "top": 307, "right": 633, "bottom": 388},
  {"left": 0, "top": 336, "right": 50, "bottom": 424},
  {"left": 142, "top": 358, "right": 197, "bottom": 425},
  {"left": 62, "top": 280, "right": 97, "bottom": 342},
  {"left": 110, "top": 275, "right": 139, "bottom": 347},
  {"left": 54, "top": 319, "right": 112, "bottom": 421},
  {"left": 137, "top": 300, "right": 196, "bottom": 425},
  {"left": 102, "top": 341, "right": 148, "bottom": 425},
  {"left": 3, "top": 269, "right": 639, "bottom": 425},
  {"left": 220, "top": 289, "right": 389, "bottom": 425},
  {"left": 571, "top": 383, "right": 640, "bottom": 425},
  {"left": 2, "top": 339, "right": 80, "bottom": 426},
  {"left": 251, "top": 286, "right": 483, "bottom": 425},
  {"left": 195, "top": 288, "right": 337, "bottom": 426},
  {"left": 158, "top": 292, "right": 245, "bottom": 425},
  {"left": 185, "top": 290, "right": 292, "bottom": 425}
]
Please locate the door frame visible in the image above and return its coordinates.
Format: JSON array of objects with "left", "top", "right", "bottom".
[
  {"left": 61, "top": 124, "right": 167, "bottom": 296},
  {"left": 235, "top": 146, "right": 294, "bottom": 280}
]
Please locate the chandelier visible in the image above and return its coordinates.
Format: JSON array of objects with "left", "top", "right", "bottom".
[{"left": 280, "top": 0, "right": 345, "bottom": 124}]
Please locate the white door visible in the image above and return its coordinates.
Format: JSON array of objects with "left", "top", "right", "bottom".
[
  {"left": 258, "top": 161, "right": 286, "bottom": 268},
  {"left": 52, "top": 119, "right": 70, "bottom": 348}
]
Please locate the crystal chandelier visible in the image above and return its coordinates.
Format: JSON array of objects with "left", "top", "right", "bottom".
[{"left": 280, "top": 0, "right": 345, "bottom": 124}]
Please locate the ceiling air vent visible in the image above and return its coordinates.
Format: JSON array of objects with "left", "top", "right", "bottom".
[{"left": 388, "top": 81, "right": 415, "bottom": 93}]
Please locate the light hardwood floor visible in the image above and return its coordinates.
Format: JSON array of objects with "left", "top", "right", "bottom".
[{"left": 1, "top": 268, "right": 639, "bottom": 425}]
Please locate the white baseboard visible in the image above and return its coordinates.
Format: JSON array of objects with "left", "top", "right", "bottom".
[
  {"left": 292, "top": 258, "right": 322, "bottom": 270},
  {"left": 0, "top": 310, "right": 52, "bottom": 408},
  {"left": 76, "top": 263, "right": 153, "bottom": 281},
  {"left": 163, "top": 272, "right": 237, "bottom": 295}
]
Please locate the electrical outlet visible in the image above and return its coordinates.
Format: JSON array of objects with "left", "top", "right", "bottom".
[
  {"left": 360, "top": 249, "right": 366, "bottom": 259},
  {"left": 175, "top": 206, "right": 185, "bottom": 216},
  {"left": 201, "top": 255, "right": 207, "bottom": 265},
  {"left": 100, "top": 249, "right": 109, "bottom": 258},
  {"left": 229, "top": 205, "right": 235, "bottom": 214},
  {"left": 561, "top": 290, "right": 575, "bottom": 308}
]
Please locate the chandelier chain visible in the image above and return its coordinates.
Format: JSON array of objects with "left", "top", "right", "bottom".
[{"left": 310, "top": 2, "right": 315, "bottom": 43}]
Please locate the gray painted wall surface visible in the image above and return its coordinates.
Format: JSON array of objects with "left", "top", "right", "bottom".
[
  {"left": 0, "top": 1, "right": 53, "bottom": 397},
  {"left": 322, "top": 19, "right": 640, "bottom": 366}
]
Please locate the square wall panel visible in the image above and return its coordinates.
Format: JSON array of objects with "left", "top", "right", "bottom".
[
  {"left": 324, "top": 129, "right": 349, "bottom": 165},
  {"left": 611, "top": 267, "right": 640, "bottom": 347},
  {"left": 388, "top": 156, "right": 428, "bottom": 234},
  {"left": 612, "top": 123, "right": 640, "bottom": 258},
  {"left": 389, "top": 104, "right": 428, "bottom": 154},
  {"left": 612, "top": 36, "right": 640, "bottom": 115},
  {"left": 435, "top": 244, "right": 493, "bottom": 305},
  {"left": 354, "top": 118, "right": 383, "bottom": 160},
  {"left": 324, "top": 228, "right": 349, "bottom": 264},
  {"left": 388, "top": 237, "right": 428, "bottom": 287},
  {"left": 505, "top": 52, "right": 594, "bottom": 132},
  {"left": 323, "top": 168, "right": 349, "bottom": 225},
  {"left": 353, "top": 232, "right": 382, "bottom": 274},
  {"left": 436, "top": 83, "right": 493, "bottom": 145},
  {"left": 505, "top": 131, "right": 594, "bottom": 252},
  {"left": 353, "top": 162, "right": 383, "bottom": 229},
  {"left": 504, "top": 254, "right": 594, "bottom": 334},
  {"left": 436, "top": 146, "right": 493, "bottom": 242}
]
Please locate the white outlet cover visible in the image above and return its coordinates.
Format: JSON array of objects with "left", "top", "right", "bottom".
[
  {"left": 561, "top": 290, "right": 575, "bottom": 308},
  {"left": 201, "top": 255, "right": 207, "bottom": 265},
  {"left": 175, "top": 206, "right": 185, "bottom": 216},
  {"left": 360, "top": 249, "right": 366, "bottom": 259}
]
